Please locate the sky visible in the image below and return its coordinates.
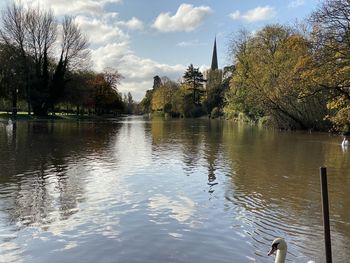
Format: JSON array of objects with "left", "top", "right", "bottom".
[{"left": 1, "top": 0, "right": 321, "bottom": 101}]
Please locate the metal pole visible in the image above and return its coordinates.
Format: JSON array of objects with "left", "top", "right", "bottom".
[{"left": 320, "top": 167, "right": 332, "bottom": 263}]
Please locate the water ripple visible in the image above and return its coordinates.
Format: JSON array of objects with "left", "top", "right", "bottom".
[{"left": 0, "top": 119, "right": 349, "bottom": 263}]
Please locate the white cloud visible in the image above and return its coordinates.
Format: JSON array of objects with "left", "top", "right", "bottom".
[
  {"left": 75, "top": 16, "right": 129, "bottom": 45},
  {"left": 101, "top": 12, "right": 120, "bottom": 23},
  {"left": 176, "top": 39, "right": 206, "bottom": 47},
  {"left": 16, "top": 0, "right": 122, "bottom": 15},
  {"left": 229, "top": 6, "right": 276, "bottom": 23},
  {"left": 288, "top": 0, "right": 304, "bottom": 8},
  {"left": 71, "top": 8, "right": 184, "bottom": 101},
  {"left": 149, "top": 194, "right": 195, "bottom": 223},
  {"left": 118, "top": 17, "right": 144, "bottom": 30},
  {"left": 103, "top": 0, "right": 122, "bottom": 3},
  {"left": 6, "top": 0, "right": 185, "bottom": 101},
  {"left": 229, "top": 10, "right": 241, "bottom": 20},
  {"left": 91, "top": 44, "right": 185, "bottom": 100},
  {"left": 90, "top": 43, "right": 130, "bottom": 70},
  {"left": 153, "top": 3, "right": 213, "bottom": 32},
  {"left": 199, "top": 64, "right": 209, "bottom": 74}
]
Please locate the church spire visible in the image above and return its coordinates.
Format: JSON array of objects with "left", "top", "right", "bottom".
[{"left": 211, "top": 37, "right": 218, "bottom": 70}]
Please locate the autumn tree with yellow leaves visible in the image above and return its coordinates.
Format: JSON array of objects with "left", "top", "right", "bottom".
[
  {"left": 307, "top": 0, "right": 350, "bottom": 132},
  {"left": 225, "top": 25, "right": 328, "bottom": 130}
]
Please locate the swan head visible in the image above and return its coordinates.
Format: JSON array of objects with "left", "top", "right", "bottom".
[{"left": 268, "top": 237, "right": 287, "bottom": 256}]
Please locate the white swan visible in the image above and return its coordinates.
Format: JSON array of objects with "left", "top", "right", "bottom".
[
  {"left": 268, "top": 238, "right": 287, "bottom": 263},
  {"left": 268, "top": 238, "right": 316, "bottom": 263},
  {"left": 342, "top": 136, "right": 349, "bottom": 147}
]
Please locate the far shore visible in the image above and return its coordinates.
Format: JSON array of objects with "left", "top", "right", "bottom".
[{"left": 0, "top": 112, "right": 129, "bottom": 123}]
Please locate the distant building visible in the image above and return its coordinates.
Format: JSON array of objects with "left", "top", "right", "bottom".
[
  {"left": 211, "top": 37, "right": 218, "bottom": 71},
  {"left": 205, "top": 38, "right": 223, "bottom": 89},
  {"left": 205, "top": 38, "right": 234, "bottom": 86}
]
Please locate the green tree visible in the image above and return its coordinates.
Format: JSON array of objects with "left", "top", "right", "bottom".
[
  {"left": 90, "top": 69, "right": 123, "bottom": 115},
  {"left": 307, "top": 0, "right": 350, "bottom": 132},
  {"left": 140, "top": 89, "right": 153, "bottom": 114},
  {"left": 151, "top": 77, "right": 178, "bottom": 113},
  {"left": 153, "top": 75, "right": 162, "bottom": 89},
  {"left": 225, "top": 25, "right": 328, "bottom": 129},
  {"left": 183, "top": 64, "right": 206, "bottom": 105},
  {"left": 0, "top": 43, "right": 26, "bottom": 115},
  {"left": 205, "top": 69, "right": 224, "bottom": 116},
  {"left": 123, "top": 92, "right": 134, "bottom": 114},
  {"left": 60, "top": 70, "right": 94, "bottom": 114}
]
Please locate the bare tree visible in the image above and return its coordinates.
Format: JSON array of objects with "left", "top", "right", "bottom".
[
  {"left": 58, "top": 16, "right": 89, "bottom": 71},
  {"left": 0, "top": 3, "right": 27, "bottom": 55},
  {"left": 25, "top": 7, "right": 57, "bottom": 115},
  {"left": 102, "top": 67, "right": 123, "bottom": 92},
  {"left": 25, "top": 7, "right": 56, "bottom": 76},
  {"left": 0, "top": 3, "right": 31, "bottom": 114},
  {"left": 0, "top": 3, "right": 90, "bottom": 115},
  {"left": 49, "top": 16, "right": 90, "bottom": 112},
  {"left": 0, "top": 4, "right": 57, "bottom": 115},
  {"left": 310, "top": 0, "right": 350, "bottom": 60}
]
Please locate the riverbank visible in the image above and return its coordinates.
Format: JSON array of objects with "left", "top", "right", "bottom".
[{"left": 0, "top": 112, "right": 126, "bottom": 123}]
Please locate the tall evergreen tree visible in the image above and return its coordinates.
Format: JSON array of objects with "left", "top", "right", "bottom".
[
  {"left": 183, "top": 64, "right": 206, "bottom": 105},
  {"left": 153, "top": 75, "right": 162, "bottom": 89}
]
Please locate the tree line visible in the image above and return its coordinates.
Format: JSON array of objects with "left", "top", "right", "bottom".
[
  {"left": 225, "top": 0, "right": 350, "bottom": 133},
  {"left": 140, "top": 64, "right": 229, "bottom": 118},
  {"left": 140, "top": 0, "right": 350, "bottom": 133},
  {"left": 0, "top": 3, "right": 134, "bottom": 117}
]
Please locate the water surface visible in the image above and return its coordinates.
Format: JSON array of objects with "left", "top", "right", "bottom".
[{"left": 0, "top": 117, "right": 349, "bottom": 262}]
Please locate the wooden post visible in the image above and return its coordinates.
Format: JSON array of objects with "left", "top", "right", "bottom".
[{"left": 320, "top": 167, "right": 332, "bottom": 263}]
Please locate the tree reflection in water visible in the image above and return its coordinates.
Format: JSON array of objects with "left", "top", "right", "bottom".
[
  {"left": 0, "top": 121, "right": 122, "bottom": 229},
  {"left": 0, "top": 118, "right": 350, "bottom": 263}
]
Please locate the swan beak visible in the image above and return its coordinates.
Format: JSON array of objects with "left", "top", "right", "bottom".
[{"left": 268, "top": 247, "right": 277, "bottom": 256}]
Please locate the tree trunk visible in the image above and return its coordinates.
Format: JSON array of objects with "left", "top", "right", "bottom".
[
  {"left": 12, "top": 87, "right": 17, "bottom": 118},
  {"left": 32, "top": 105, "right": 49, "bottom": 116}
]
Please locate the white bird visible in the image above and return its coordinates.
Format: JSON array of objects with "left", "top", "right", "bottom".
[
  {"left": 7, "top": 119, "right": 13, "bottom": 126},
  {"left": 268, "top": 238, "right": 287, "bottom": 263},
  {"left": 268, "top": 238, "right": 316, "bottom": 263},
  {"left": 342, "top": 136, "right": 349, "bottom": 147}
]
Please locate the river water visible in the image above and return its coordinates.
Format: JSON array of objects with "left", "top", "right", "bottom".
[{"left": 0, "top": 117, "right": 349, "bottom": 262}]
